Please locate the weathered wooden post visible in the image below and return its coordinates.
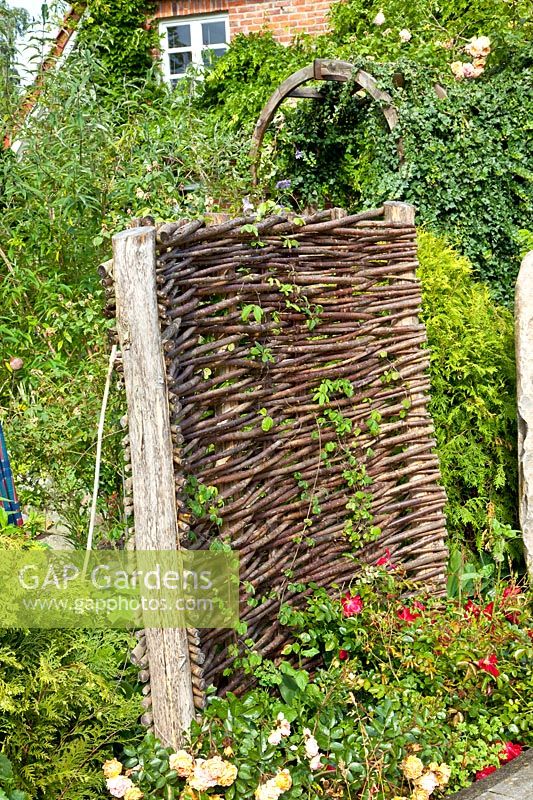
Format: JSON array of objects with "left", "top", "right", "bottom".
[
  {"left": 112, "top": 226, "right": 195, "bottom": 746},
  {"left": 516, "top": 251, "right": 533, "bottom": 576}
]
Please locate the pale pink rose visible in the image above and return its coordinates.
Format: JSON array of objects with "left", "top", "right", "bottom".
[
  {"left": 268, "top": 729, "right": 283, "bottom": 746},
  {"left": 168, "top": 750, "right": 194, "bottom": 777},
  {"left": 417, "top": 772, "right": 439, "bottom": 794},
  {"left": 309, "top": 754, "right": 322, "bottom": 771},
  {"left": 304, "top": 735, "right": 319, "bottom": 759},
  {"left": 277, "top": 713, "right": 291, "bottom": 737},
  {"left": 450, "top": 61, "right": 465, "bottom": 79},
  {"left": 9, "top": 357, "right": 23, "bottom": 371},
  {"left": 373, "top": 10, "right": 385, "bottom": 25},
  {"left": 188, "top": 759, "right": 218, "bottom": 792},
  {"left": 106, "top": 776, "right": 134, "bottom": 798},
  {"left": 462, "top": 62, "right": 476, "bottom": 78},
  {"left": 465, "top": 36, "right": 491, "bottom": 58},
  {"left": 399, "top": 28, "right": 412, "bottom": 42}
]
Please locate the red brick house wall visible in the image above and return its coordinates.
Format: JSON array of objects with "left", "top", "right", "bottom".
[{"left": 155, "top": 0, "right": 332, "bottom": 43}]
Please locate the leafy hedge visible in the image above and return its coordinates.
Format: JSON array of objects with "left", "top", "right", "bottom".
[
  {"left": 270, "top": 53, "right": 532, "bottom": 303},
  {"left": 417, "top": 233, "right": 518, "bottom": 559}
]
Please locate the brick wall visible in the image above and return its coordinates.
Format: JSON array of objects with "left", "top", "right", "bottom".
[{"left": 155, "top": 0, "right": 331, "bottom": 43}]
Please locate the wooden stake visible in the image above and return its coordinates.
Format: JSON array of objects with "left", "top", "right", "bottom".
[
  {"left": 112, "top": 225, "right": 195, "bottom": 747},
  {"left": 383, "top": 202, "right": 417, "bottom": 332}
]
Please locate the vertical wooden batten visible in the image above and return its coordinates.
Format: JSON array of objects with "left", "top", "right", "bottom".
[{"left": 112, "top": 225, "right": 195, "bottom": 747}]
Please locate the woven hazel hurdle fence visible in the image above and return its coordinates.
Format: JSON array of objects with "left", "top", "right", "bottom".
[{"left": 102, "top": 200, "right": 448, "bottom": 747}]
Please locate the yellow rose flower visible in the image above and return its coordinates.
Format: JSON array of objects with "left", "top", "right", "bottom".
[
  {"left": 273, "top": 769, "right": 292, "bottom": 792},
  {"left": 433, "top": 763, "right": 451, "bottom": 786},
  {"left": 124, "top": 788, "right": 144, "bottom": 800},
  {"left": 411, "top": 789, "right": 430, "bottom": 800},
  {"left": 218, "top": 761, "right": 238, "bottom": 787},
  {"left": 169, "top": 750, "right": 195, "bottom": 778},
  {"left": 254, "top": 784, "right": 281, "bottom": 800},
  {"left": 103, "top": 758, "right": 123, "bottom": 779},
  {"left": 401, "top": 755, "right": 424, "bottom": 781},
  {"left": 450, "top": 61, "right": 465, "bottom": 80},
  {"left": 223, "top": 745, "right": 234, "bottom": 757}
]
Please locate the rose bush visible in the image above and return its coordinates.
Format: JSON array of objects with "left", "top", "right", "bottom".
[{"left": 111, "top": 566, "right": 531, "bottom": 800}]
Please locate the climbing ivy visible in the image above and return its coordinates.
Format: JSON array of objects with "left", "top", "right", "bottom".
[
  {"left": 271, "top": 53, "right": 533, "bottom": 303},
  {"left": 75, "top": 0, "right": 158, "bottom": 86}
]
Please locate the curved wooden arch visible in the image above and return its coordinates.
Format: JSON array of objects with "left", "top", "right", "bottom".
[{"left": 251, "top": 59, "right": 399, "bottom": 183}]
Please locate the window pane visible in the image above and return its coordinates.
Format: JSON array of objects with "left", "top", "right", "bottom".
[
  {"left": 169, "top": 51, "right": 192, "bottom": 74},
  {"left": 202, "top": 47, "right": 227, "bottom": 66},
  {"left": 167, "top": 25, "right": 191, "bottom": 48},
  {"left": 202, "top": 21, "right": 226, "bottom": 45}
]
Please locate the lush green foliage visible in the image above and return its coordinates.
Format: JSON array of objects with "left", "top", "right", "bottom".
[
  {"left": 199, "top": 31, "right": 316, "bottom": 129},
  {"left": 75, "top": 0, "right": 158, "bottom": 86},
  {"left": 0, "top": 622, "right": 141, "bottom": 799},
  {"left": 271, "top": 54, "right": 532, "bottom": 302},
  {"left": 113, "top": 568, "right": 532, "bottom": 800},
  {"left": 417, "top": 233, "right": 518, "bottom": 557},
  {"left": 0, "top": 0, "right": 28, "bottom": 116},
  {"left": 0, "top": 50, "right": 248, "bottom": 529},
  {"left": 329, "top": 0, "right": 532, "bottom": 69}
]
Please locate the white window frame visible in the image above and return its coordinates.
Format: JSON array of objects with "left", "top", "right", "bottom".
[{"left": 159, "top": 14, "right": 230, "bottom": 84}]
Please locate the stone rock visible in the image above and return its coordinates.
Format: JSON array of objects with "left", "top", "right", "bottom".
[
  {"left": 515, "top": 250, "right": 533, "bottom": 576},
  {"left": 37, "top": 533, "right": 75, "bottom": 551}
]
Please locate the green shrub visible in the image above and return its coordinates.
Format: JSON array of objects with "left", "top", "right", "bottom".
[
  {"left": 329, "top": 0, "right": 532, "bottom": 70},
  {"left": 75, "top": 0, "right": 158, "bottom": 86},
  {"left": 198, "top": 31, "right": 320, "bottom": 129},
  {"left": 417, "top": 232, "right": 518, "bottom": 558},
  {"left": 113, "top": 568, "right": 532, "bottom": 800},
  {"left": 0, "top": 49, "right": 250, "bottom": 528},
  {"left": 271, "top": 53, "right": 532, "bottom": 302},
  {"left": 0, "top": 627, "right": 142, "bottom": 799}
]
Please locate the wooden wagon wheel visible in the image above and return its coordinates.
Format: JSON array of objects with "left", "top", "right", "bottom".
[{"left": 251, "top": 58, "right": 399, "bottom": 183}]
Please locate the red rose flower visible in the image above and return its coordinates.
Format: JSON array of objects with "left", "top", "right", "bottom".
[
  {"left": 465, "top": 599, "right": 481, "bottom": 618},
  {"left": 502, "top": 586, "right": 521, "bottom": 601},
  {"left": 476, "top": 765, "right": 497, "bottom": 781},
  {"left": 505, "top": 612, "right": 519, "bottom": 625},
  {"left": 500, "top": 742, "right": 522, "bottom": 763},
  {"left": 342, "top": 593, "right": 363, "bottom": 617},
  {"left": 338, "top": 649, "right": 349, "bottom": 661},
  {"left": 465, "top": 599, "right": 493, "bottom": 618},
  {"left": 477, "top": 654, "right": 500, "bottom": 678},
  {"left": 326, "top": 765, "right": 336, "bottom": 772},
  {"left": 376, "top": 548, "right": 397, "bottom": 569},
  {"left": 482, "top": 601, "right": 494, "bottom": 618},
  {"left": 397, "top": 607, "right": 420, "bottom": 623}
]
